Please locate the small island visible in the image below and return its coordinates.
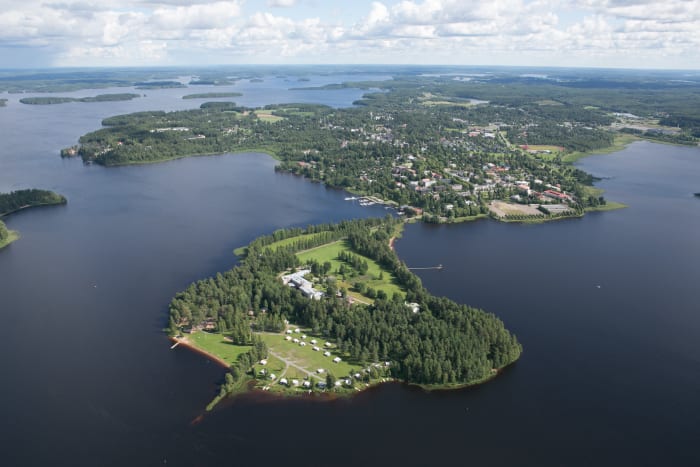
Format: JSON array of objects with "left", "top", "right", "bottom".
[
  {"left": 0, "top": 189, "right": 67, "bottom": 249},
  {"left": 182, "top": 92, "right": 242, "bottom": 100},
  {"left": 19, "top": 93, "right": 140, "bottom": 105},
  {"left": 168, "top": 217, "right": 521, "bottom": 409},
  {"left": 134, "top": 81, "right": 185, "bottom": 89}
]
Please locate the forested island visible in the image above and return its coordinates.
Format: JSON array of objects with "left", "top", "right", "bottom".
[
  {"left": 0, "top": 189, "right": 67, "bottom": 249},
  {"left": 19, "top": 94, "right": 140, "bottom": 105},
  {"left": 182, "top": 92, "right": 242, "bottom": 100},
  {"left": 168, "top": 217, "right": 521, "bottom": 407}
]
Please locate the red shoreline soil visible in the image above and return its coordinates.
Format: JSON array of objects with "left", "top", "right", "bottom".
[{"left": 169, "top": 336, "right": 230, "bottom": 369}]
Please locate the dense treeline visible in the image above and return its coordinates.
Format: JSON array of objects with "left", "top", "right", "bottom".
[
  {"left": 169, "top": 218, "right": 521, "bottom": 386},
  {"left": 19, "top": 94, "right": 140, "bottom": 105},
  {"left": 0, "top": 189, "right": 67, "bottom": 216}
]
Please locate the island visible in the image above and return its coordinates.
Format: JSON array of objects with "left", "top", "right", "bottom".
[
  {"left": 182, "top": 92, "right": 242, "bottom": 100},
  {"left": 19, "top": 93, "right": 140, "bottom": 105},
  {"left": 168, "top": 217, "right": 521, "bottom": 408},
  {"left": 0, "top": 189, "right": 67, "bottom": 249},
  {"left": 134, "top": 81, "right": 185, "bottom": 89}
]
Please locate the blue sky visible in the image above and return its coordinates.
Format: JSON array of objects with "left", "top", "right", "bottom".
[{"left": 0, "top": 0, "right": 698, "bottom": 69}]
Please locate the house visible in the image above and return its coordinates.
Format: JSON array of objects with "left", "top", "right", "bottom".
[
  {"left": 313, "top": 346, "right": 320, "bottom": 351},
  {"left": 317, "top": 368, "right": 325, "bottom": 374},
  {"left": 324, "top": 342, "right": 332, "bottom": 347},
  {"left": 259, "top": 359, "right": 267, "bottom": 365},
  {"left": 301, "top": 335, "right": 306, "bottom": 339},
  {"left": 333, "top": 357, "right": 342, "bottom": 363},
  {"left": 334, "top": 381, "right": 343, "bottom": 387},
  {"left": 285, "top": 329, "right": 292, "bottom": 334},
  {"left": 345, "top": 379, "right": 353, "bottom": 386},
  {"left": 302, "top": 381, "right": 311, "bottom": 388},
  {"left": 543, "top": 189, "right": 570, "bottom": 201},
  {"left": 406, "top": 302, "right": 420, "bottom": 314},
  {"left": 294, "top": 328, "right": 300, "bottom": 333},
  {"left": 269, "top": 374, "right": 276, "bottom": 380},
  {"left": 310, "top": 339, "right": 317, "bottom": 344},
  {"left": 299, "top": 341, "right": 307, "bottom": 347},
  {"left": 279, "top": 378, "right": 288, "bottom": 386},
  {"left": 285, "top": 335, "right": 292, "bottom": 341},
  {"left": 316, "top": 382, "right": 327, "bottom": 389},
  {"left": 293, "top": 338, "right": 300, "bottom": 343},
  {"left": 324, "top": 351, "right": 331, "bottom": 357},
  {"left": 292, "top": 379, "right": 300, "bottom": 387}
]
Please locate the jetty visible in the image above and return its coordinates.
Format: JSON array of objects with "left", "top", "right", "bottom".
[{"left": 408, "top": 264, "right": 443, "bottom": 270}]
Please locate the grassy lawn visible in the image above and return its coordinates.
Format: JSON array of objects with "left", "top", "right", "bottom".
[
  {"left": 259, "top": 330, "right": 363, "bottom": 380},
  {"left": 296, "top": 240, "right": 404, "bottom": 300},
  {"left": 254, "top": 111, "right": 285, "bottom": 122},
  {"left": 188, "top": 331, "right": 251, "bottom": 365},
  {"left": 422, "top": 100, "right": 476, "bottom": 108},
  {"left": 522, "top": 144, "right": 564, "bottom": 152},
  {"left": 264, "top": 232, "right": 326, "bottom": 251},
  {"left": 585, "top": 201, "right": 627, "bottom": 212}
]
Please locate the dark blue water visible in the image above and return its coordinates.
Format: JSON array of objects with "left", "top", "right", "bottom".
[{"left": 1, "top": 76, "right": 699, "bottom": 466}]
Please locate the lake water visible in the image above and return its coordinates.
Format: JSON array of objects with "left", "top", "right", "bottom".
[{"left": 1, "top": 77, "right": 699, "bottom": 466}]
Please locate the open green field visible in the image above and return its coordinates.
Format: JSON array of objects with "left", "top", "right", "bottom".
[
  {"left": 421, "top": 99, "right": 476, "bottom": 108},
  {"left": 259, "top": 330, "right": 363, "bottom": 380},
  {"left": 187, "top": 331, "right": 251, "bottom": 365},
  {"left": 265, "top": 232, "right": 326, "bottom": 251},
  {"left": 535, "top": 99, "right": 563, "bottom": 106},
  {"left": 585, "top": 201, "right": 627, "bottom": 212},
  {"left": 522, "top": 144, "right": 564, "bottom": 152},
  {"left": 253, "top": 110, "right": 285, "bottom": 122},
  {"left": 296, "top": 240, "right": 404, "bottom": 301}
]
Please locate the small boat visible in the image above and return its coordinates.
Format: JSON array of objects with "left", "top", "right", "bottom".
[{"left": 694, "top": 193, "right": 700, "bottom": 197}]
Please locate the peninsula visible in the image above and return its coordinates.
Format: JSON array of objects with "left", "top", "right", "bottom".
[
  {"left": 182, "top": 92, "right": 242, "bottom": 100},
  {"left": 65, "top": 73, "right": 700, "bottom": 224},
  {"left": 0, "top": 189, "right": 67, "bottom": 249},
  {"left": 168, "top": 217, "right": 521, "bottom": 408}
]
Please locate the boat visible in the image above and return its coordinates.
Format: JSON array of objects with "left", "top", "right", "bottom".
[{"left": 694, "top": 193, "right": 700, "bottom": 197}]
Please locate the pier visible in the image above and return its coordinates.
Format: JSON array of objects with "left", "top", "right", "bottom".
[{"left": 408, "top": 264, "right": 443, "bottom": 270}]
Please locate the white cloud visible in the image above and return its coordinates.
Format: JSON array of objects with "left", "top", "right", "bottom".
[
  {"left": 267, "top": 0, "right": 298, "bottom": 7},
  {"left": 0, "top": 0, "right": 698, "bottom": 68}
]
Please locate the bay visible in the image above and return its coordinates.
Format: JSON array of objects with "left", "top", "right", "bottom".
[{"left": 1, "top": 74, "right": 699, "bottom": 466}]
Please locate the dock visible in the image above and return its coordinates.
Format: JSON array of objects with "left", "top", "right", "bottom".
[{"left": 408, "top": 264, "right": 443, "bottom": 270}]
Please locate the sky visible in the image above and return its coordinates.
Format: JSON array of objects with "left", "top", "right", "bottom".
[{"left": 0, "top": 0, "right": 699, "bottom": 69}]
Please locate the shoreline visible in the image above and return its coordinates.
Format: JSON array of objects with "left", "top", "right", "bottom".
[
  {"left": 0, "top": 200, "right": 67, "bottom": 218},
  {"left": 169, "top": 336, "right": 231, "bottom": 369},
  {"left": 0, "top": 229, "right": 20, "bottom": 250}
]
